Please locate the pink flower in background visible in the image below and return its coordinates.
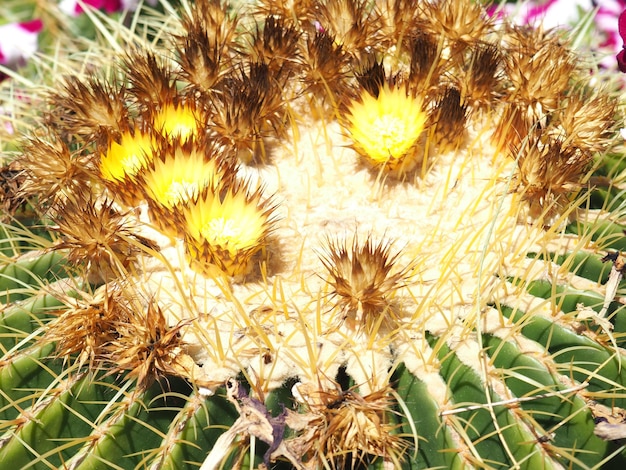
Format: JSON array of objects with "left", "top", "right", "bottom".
[
  {"left": 60, "top": 0, "right": 122, "bottom": 16},
  {"left": 0, "top": 19, "right": 43, "bottom": 70},
  {"left": 59, "top": 0, "right": 157, "bottom": 16},
  {"left": 488, "top": 0, "right": 593, "bottom": 27},
  {"left": 617, "top": 9, "right": 626, "bottom": 71},
  {"left": 489, "top": 0, "right": 626, "bottom": 69},
  {"left": 0, "top": 20, "right": 42, "bottom": 129}
]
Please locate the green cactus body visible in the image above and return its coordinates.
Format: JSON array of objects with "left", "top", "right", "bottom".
[{"left": 1, "top": 0, "right": 626, "bottom": 468}]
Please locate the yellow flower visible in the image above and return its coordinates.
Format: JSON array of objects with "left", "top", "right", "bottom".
[
  {"left": 100, "top": 131, "right": 154, "bottom": 182},
  {"left": 346, "top": 85, "right": 427, "bottom": 172},
  {"left": 181, "top": 183, "right": 275, "bottom": 276},
  {"left": 153, "top": 103, "right": 202, "bottom": 142},
  {"left": 140, "top": 144, "right": 219, "bottom": 210}
]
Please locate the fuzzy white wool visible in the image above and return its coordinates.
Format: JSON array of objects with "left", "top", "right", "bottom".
[{"left": 139, "top": 115, "right": 551, "bottom": 392}]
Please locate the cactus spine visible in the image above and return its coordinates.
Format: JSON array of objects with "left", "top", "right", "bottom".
[{"left": 1, "top": 0, "right": 626, "bottom": 468}]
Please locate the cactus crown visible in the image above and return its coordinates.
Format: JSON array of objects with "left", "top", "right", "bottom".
[{"left": 1, "top": 0, "right": 626, "bottom": 469}]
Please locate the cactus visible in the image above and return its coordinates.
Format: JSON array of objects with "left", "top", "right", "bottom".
[{"left": 1, "top": 0, "right": 626, "bottom": 468}]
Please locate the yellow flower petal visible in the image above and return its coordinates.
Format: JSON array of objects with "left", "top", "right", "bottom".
[
  {"left": 100, "top": 131, "right": 154, "bottom": 182},
  {"left": 141, "top": 148, "right": 217, "bottom": 209},
  {"left": 182, "top": 184, "right": 274, "bottom": 276},
  {"left": 346, "top": 86, "right": 427, "bottom": 170},
  {"left": 153, "top": 103, "right": 201, "bottom": 142}
]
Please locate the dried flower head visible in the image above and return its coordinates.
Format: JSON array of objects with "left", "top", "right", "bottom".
[
  {"left": 0, "top": 161, "right": 27, "bottom": 219},
  {"left": 174, "top": 0, "right": 240, "bottom": 98},
  {"left": 46, "top": 288, "right": 132, "bottom": 371},
  {"left": 300, "top": 30, "right": 350, "bottom": 104},
  {"left": 248, "top": 15, "right": 301, "bottom": 77},
  {"left": 345, "top": 84, "right": 427, "bottom": 174},
  {"left": 407, "top": 29, "right": 442, "bottom": 94},
  {"left": 312, "top": 0, "right": 373, "bottom": 56},
  {"left": 503, "top": 26, "right": 576, "bottom": 110},
  {"left": 319, "top": 236, "right": 410, "bottom": 333},
  {"left": 175, "top": 26, "right": 221, "bottom": 96},
  {"left": 179, "top": 0, "right": 240, "bottom": 61},
  {"left": 19, "top": 132, "right": 96, "bottom": 208},
  {"left": 179, "top": 181, "right": 278, "bottom": 277},
  {"left": 552, "top": 92, "right": 616, "bottom": 154},
  {"left": 432, "top": 86, "right": 467, "bottom": 152},
  {"left": 103, "top": 299, "right": 197, "bottom": 390},
  {"left": 373, "top": 0, "right": 422, "bottom": 50},
  {"left": 122, "top": 50, "right": 177, "bottom": 108},
  {"left": 513, "top": 132, "right": 593, "bottom": 219},
  {"left": 296, "top": 382, "right": 407, "bottom": 468},
  {"left": 211, "top": 63, "right": 287, "bottom": 163},
  {"left": 421, "top": 0, "right": 493, "bottom": 60},
  {"left": 51, "top": 195, "right": 157, "bottom": 283},
  {"left": 45, "top": 75, "right": 127, "bottom": 142},
  {"left": 463, "top": 42, "right": 502, "bottom": 108}
]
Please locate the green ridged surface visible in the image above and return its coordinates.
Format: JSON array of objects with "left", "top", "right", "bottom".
[{"left": 1, "top": 288, "right": 626, "bottom": 468}]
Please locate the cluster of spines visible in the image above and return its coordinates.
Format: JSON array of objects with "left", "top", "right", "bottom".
[
  {"left": 12, "top": 0, "right": 614, "bottom": 226},
  {"left": 493, "top": 26, "right": 616, "bottom": 219},
  {"left": 293, "top": 380, "right": 407, "bottom": 468},
  {"left": 319, "top": 236, "right": 411, "bottom": 336},
  {"left": 45, "top": 286, "right": 198, "bottom": 390}
]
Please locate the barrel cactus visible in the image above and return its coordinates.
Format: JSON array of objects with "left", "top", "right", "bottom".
[{"left": 2, "top": 0, "right": 626, "bottom": 468}]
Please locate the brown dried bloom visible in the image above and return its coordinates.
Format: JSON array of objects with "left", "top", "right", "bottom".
[
  {"left": 45, "top": 75, "right": 127, "bottom": 143},
  {"left": 494, "top": 27, "right": 578, "bottom": 151},
  {"left": 373, "top": 0, "right": 423, "bottom": 50},
  {"left": 174, "top": 0, "right": 241, "bottom": 98},
  {"left": 432, "top": 86, "right": 467, "bottom": 153},
  {"left": 503, "top": 26, "right": 576, "bottom": 111},
  {"left": 421, "top": 0, "right": 493, "bottom": 60},
  {"left": 211, "top": 63, "right": 288, "bottom": 163},
  {"left": 247, "top": 15, "right": 301, "bottom": 78},
  {"left": 51, "top": 195, "right": 157, "bottom": 283},
  {"left": 319, "top": 236, "right": 410, "bottom": 333},
  {"left": 103, "top": 299, "right": 198, "bottom": 390},
  {"left": 552, "top": 92, "right": 617, "bottom": 154},
  {"left": 295, "top": 382, "right": 407, "bottom": 469},
  {"left": 407, "top": 30, "right": 442, "bottom": 95},
  {"left": 46, "top": 288, "right": 132, "bottom": 371},
  {"left": 18, "top": 132, "right": 97, "bottom": 209},
  {"left": 463, "top": 42, "right": 502, "bottom": 109},
  {"left": 312, "top": 0, "right": 373, "bottom": 58},
  {"left": 299, "top": 30, "right": 351, "bottom": 105},
  {"left": 0, "top": 160, "right": 27, "bottom": 219},
  {"left": 512, "top": 132, "right": 593, "bottom": 219},
  {"left": 122, "top": 50, "right": 177, "bottom": 110}
]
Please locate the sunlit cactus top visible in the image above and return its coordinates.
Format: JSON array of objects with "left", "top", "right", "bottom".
[{"left": 1, "top": 0, "right": 624, "bottom": 468}]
